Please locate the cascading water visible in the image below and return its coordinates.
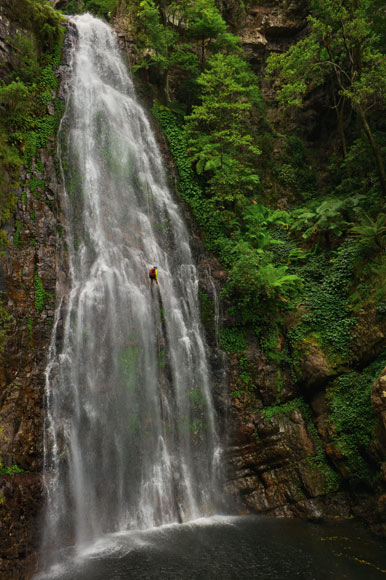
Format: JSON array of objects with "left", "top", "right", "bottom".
[{"left": 40, "top": 13, "right": 223, "bottom": 569}]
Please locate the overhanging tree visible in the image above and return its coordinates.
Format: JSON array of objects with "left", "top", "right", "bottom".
[
  {"left": 184, "top": 53, "right": 262, "bottom": 224},
  {"left": 267, "top": 0, "right": 386, "bottom": 197}
]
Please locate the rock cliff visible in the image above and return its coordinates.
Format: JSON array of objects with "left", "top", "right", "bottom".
[{"left": 0, "top": 4, "right": 65, "bottom": 577}]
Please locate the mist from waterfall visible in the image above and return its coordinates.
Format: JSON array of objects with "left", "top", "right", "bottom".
[{"left": 40, "top": 13, "right": 224, "bottom": 568}]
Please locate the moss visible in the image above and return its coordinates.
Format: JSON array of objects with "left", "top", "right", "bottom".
[
  {"left": 0, "top": 454, "right": 25, "bottom": 475},
  {"left": 198, "top": 288, "right": 214, "bottom": 336},
  {"left": 33, "top": 271, "right": 52, "bottom": 311},
  {"left": 238, "top": 355, "right": 253, "bottom": 389},
  {"left": 325, "top": 353, "right": 386, "bottom": 485},
  {"left": 13, "top": 221, "right": 23, "bottom": 247},
  {"left": 0, "top": 304, "right": 12, "bottom": 354},
  {"left": 219, "top": 327, "right": 246, "bottom": 354},
  {"left": 262, "top": 397, "right": 341, "bottom": 493},
  {"left": 27, "top": 317, "right": 33, "bottom": 343}
]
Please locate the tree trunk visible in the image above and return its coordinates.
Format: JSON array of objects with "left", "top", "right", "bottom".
[
  {"left": 357, "top": 106, "right": 386, "bottom": 197},
  {"left": 333, "top": 91, "right": 347, "bottom": 158},
  {"left": 164, "top": 69, "right": 171, "bottom": 103}
]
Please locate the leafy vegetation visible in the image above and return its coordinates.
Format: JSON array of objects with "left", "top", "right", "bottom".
[
  {"left": 0, "top": 1, "right": 64, "bottom": 234},
  {"left": 326, "top": 353, "right": 386, "bottom": 484},
  {"left": 123, "top": 0, "right": 386, "bottom": 495},
  {"left": 63, "top": 0, "right": 118, "bottom": 17},
  {"left": 0, "top": 463, "right": 25, "bottom": 476},
  {"left": 266, "top": 0, "right": 386, "bottom": 195},
  {"left": 34, "top": 272, "right": 52, "bottom": 311},
  {"left": 185, "top": 53, "right": 262, "bottom": 219}
]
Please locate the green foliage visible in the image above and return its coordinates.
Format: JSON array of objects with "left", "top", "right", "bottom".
[
  {"left": 0, "top": 81, "right": 34, "bottom": 130},
  {"left": 188, "top": 387, "right": 206, "bottom": 408},
  {"left": 0, "top": 15, "right": 63, "bottom": 235},
  {"left": 27, "top": 317, "right": 33, "bottom": 343},
  {"left": 129, "top": 0, "right": 239, "bottom": 103},
  {"left": 290, "top": 192, "right": 373, "bottom": 246},
  {"left": 0, "top": 463, "right": 25, "bottom": 476},
  {"left": 3, "top": 0, "right": 64, "bottom": 51},
  {"left": 326, "top": 354, "right": 386, "bottom": 483},
  {"left": 266, "top": 0, "right": 386, "bottom": 196},
  {"left": 152, "top": 103, "right": 227, "bottom": 249},
  {"left": 349, "top": 213, "right": 386, "bottom": 250},
  {"left": 8, "top": 33, "right": 40, "bottom": 84},
  {"left": 184, "top": 0, "right": 227, "bottom": 66},
  {"left": 238, "top": 355, "right": 253, "bottom": 388},
  {"left": 185, "top": 53, "right": 262, "bottom": 217},
  {"left": 350, "top": 251, "right": 386, "bottom": 311},
  {"left": 34, "top": 272, "right": 52, "bottom": 311},
  {"left": 223, "top": 241, "right": 301, "bottom": 321},
  {"left": 137, "top": 0, "right": 178, "bottom": 74},
  {"left": 267, "top": 0, "right": 386, "bottom": 113},
  {"left": 288, "top": 241, "right": 361, "bottom": 358},
  {"left": 13, "top": 222, "right": 23, "bottom": 247},
  {"left": 79, "top": 0, "right": 118, "bottom": 17},
  {"left": 219, "top": 327, "right": 246, "bottom": 353},
  {"left": 0, "top": 303, "right": 12, "bottom": 355},
  {"left": 139, "top": 0, "right": 386, "bottom": 496}
]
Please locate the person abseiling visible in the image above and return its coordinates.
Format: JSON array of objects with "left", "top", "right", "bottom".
[{"left": 149, "top": 265, "right": 158, "bottom": 287}]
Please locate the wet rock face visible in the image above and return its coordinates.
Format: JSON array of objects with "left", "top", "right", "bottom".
[
  {"left": 0, "top": 137, "right": 64, "bottom": 578},
  {"left": 0, "top": 474, "right": 44, "bottom": 579},
  {"left": 224, "top": 321, "right": 386, "bottom": 532},
  {"left": 299, "top": 340, "right": 335, "bottom": 392},
  {"left": 0, "top": 5, "right": 21, "bottom": 81},
  {"left": 0, "top": 10, "right": 65, "bottom": 566},
  {"left": 225, "top": 384, "right": 351, "bottom": 521},
  {"left": 0, "top": 143, "right": 63, "bottom": 471},
  {"left": 234, "top": 0, "right": 308, "bottom": 69},
  {"left": 372, "top": 369, "right": 386, "bottom": 459}
]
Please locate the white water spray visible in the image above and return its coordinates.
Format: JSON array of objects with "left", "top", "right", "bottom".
[{"left": 40, "top": 14, "right": 223, "bottom": 567}]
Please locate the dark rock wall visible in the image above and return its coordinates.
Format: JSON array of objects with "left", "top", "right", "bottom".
[
  {"left": 0, "top": 7, "right": 65, "bottom": 578},
  {"left": 0, "top": 141, "right": 64, "bottom": 579}
]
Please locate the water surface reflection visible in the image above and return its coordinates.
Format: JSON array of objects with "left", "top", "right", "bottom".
[{"left": 37, "top": 515, "right": 386, "bottom": 579}]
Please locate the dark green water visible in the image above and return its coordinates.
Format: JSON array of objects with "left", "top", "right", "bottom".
[{"left": 38, "top": 516, "right": 386, "bottom": 579}]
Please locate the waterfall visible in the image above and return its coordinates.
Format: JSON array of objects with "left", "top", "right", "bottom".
[{"left": 41, "top": 13, "right": 223, "bottom": 565}]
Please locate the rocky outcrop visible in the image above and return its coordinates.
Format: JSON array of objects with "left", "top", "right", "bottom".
[
  {"left": 224, "top": 347, "right": 343, "bottom": 521},
  {"left": 235, "top": 0, "right": 308, "bottom": 69},
  {"left": 223, "top": 316, "right": 386, "bottom": 533},
  {"left": 0, "top": 6, "right": 22, "bottom": 81},
  {"left": 372, "top": 368, "right": 386, "bottom": 460}
]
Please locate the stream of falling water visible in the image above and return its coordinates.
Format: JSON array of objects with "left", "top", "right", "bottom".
[{"left": 39, "top": 13, "right": 223, "bottom": 572}]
